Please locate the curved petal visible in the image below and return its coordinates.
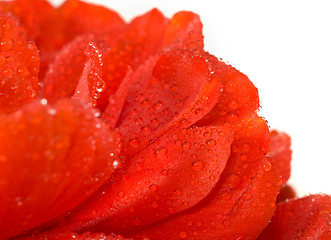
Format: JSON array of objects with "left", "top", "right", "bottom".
[
  {"left": 117, "top": 51, "right": 221, "bottom": 158},
  {"left": 98, "top": 9, "right": 168, "bottom": 110},
  {"left": 258, "top": 194, "right": 331, "bottom": 240},
  {"left": 0, "top": 99, "right": 121, "bottom": 239},
  {"left": 72, "top": 42, "right": 105, "bottom": 108},
  {"left": 269, "top": 130, "right": 292, "bottom": 184},
  {"left": 197, "top": 54, "right": 260, "bottom": 126},
  {"left": 130, "top": 115, "right": 279, "bottom": 240},
  {"left": 63, "top": 125, "right": 233, "bottom": 233},
  {"left": 276, "top": 184, "right": 296, "bottom": 203},
  {"left": 43, "top": 33, "right": 119, "bottom": 103},
  {"left": 164, "top": 11, "right": 203, "bottom": 51},
  {"left": 24, "top": 231, "right": 130, "bottom": 240},
  {"left": 0, "top": 15, "right": 39, "bottom": 113}
]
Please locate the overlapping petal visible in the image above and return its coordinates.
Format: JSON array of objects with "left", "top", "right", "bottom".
[
  {"left": 0, "top": 1, "right": 326, "bottom": 239},
  {"left": 130, "top": 114, "right": 278, "bottom": 239},
  {"left": 258, "top": 194, "right": 331, "bottom": 240},
  {"left": 0, "top": 15, "right": 39, "bottom": 113},
  {"left": 0, "top": 99, "right": 121, "bottom": 239},
  {"left": 61, "top": 125, "right": 233, "bottom": 232}
]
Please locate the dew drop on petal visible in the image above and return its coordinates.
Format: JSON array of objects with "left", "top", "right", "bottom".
[{"left": 191, "top": 160, "right": 204, "bottom": 172}]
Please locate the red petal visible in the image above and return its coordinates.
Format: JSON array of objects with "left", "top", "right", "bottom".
[
  {"left": 0, "top": 0, "right": 57, "bottom": 79},
  {"left": 164, "top": 11, "right": 203, "bottom": 50},
  {"left": 64, "top": 125, "right": 233, "bottom": 233},
  {"left": 0, "top": 15, "right": 39, "bottom": 113},
  {"left": 43, "top": 34, "right": 93, "bottom": 102},
  {"left": 117, "top": 51, "right": 221, "bottom": 158},
  {"left": 102, "top": 67, "right": 134, "bottom": 129},
  {"left": 37, "top": 0, "right": 126, "bottom": 79},
  {"left": 0, "top": 0, "right": 55, "bottom": 42},
  {"left": 0, "top": 99, "right": 121, "bottom": 239},
  {"left": 197, "top": 54, "right": 259, "bottom": 126},
  {"left": 130, "top": 115, "right": 280, "bottom": 240},
  {"left": 72, "top": 42, "right": 105, "bottom": 108},
  {"left": 276, "top": 184, "right": 297, "bottom": 203},
  {"left": 258, "top": 194, "right": 331, "bottom": 240},
  {"left": 269, "top": 130, "right": 292, "bottom": 183},
  {"left": 57, "top": 0, "right": 125, "bottom": 47},
  {"left": 25, "top": 231, "right": 130, "bottom": 240},
  {"left": 98, "top": 9, "right": 167, "bottom": 110}
]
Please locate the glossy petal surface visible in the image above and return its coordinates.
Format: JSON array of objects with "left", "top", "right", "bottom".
[
  {"left": 65, "top": 125, "right": 233, "bottom": 232},
  {"left": 276, "top": 185, "right": 297, "bottom": 203},
  {"left": 117, "top": 51, "right": 221, "bottom": 158},
  {"left": 24, "top": 231, "right": 130, "bottom": 240},
  {"left": 0, "top": 15, "right": 39, "bottom": 113},
  {"left": 132, "top": 115, "right": 279, "bottom": 240},
  {"left": 72, "top": 42, "right": 105, "bottom": 107},
  {"left": 258, "top": 194, "right": 331, "bottom": 240},
  {"left": 98, "top": 9, "right": 167, "bottom": 110},
  {"left": 0, "top": 99, "right": 121, "bottom": 239},
  {"left": 269, "top": 130, "right": 292, "bottom": 184},
  {"left": 197, "top": 54, "right": 259, "bottom": 126}
]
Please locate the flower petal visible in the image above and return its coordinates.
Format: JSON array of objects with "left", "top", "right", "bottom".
[
  {"left": 130, "top": 114, "right": 280, "bottom": 240},
  {"left": 64, "top": 125, "right": 233, "bottom": 233},
  {"left": 269, "top": 130, "right": 292, "bottom": 184},
  {"left": 0, "top": 99, "right": 121, "bottom": 239},
  {"left": 0, "top": 0, "right": 55, "bottom": 42},
  {"left": 98, "top": 9, "right": 167, "bottom": 110},
  {"left": 197, "top": 54, "right": 259, "bottom": 126},
  {"left": 72, "top": 42, "right": 105, "bottom": 108},
  {"left": 258, "top": 194, "right": 331, "bottom": 240},
  {"left": 24, "top": 231, "right": 130, "bottom": 240},
  {"left": 276, "top": 184, "right": 297, "bottom": 203},
  {"left": 164, "top": 11, "right": 203, "bottom": 50},
  {"left": 0, "top": 15, "right": 39, "bottom": 113},
  {"left": 102, "top": 67, "right": 134, "bottom": 129},
  {"left": 117, "top": 51, "right": 221, "bottom": 158},
  {"left": 57, "top": 0, "right": 125, "bottom": 47},
  {"left": 43, "top": 32, "right": 120, "bottom": 103}
]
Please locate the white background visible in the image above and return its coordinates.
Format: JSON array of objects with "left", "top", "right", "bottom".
[{"left": 50, "top": 0, "right": 330, "bottom": 197}]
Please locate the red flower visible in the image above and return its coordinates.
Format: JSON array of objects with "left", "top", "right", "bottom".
[{"left": 0, "top": 1, "right": 329, "bottom": 239}]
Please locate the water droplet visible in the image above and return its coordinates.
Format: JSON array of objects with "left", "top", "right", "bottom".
[
  {"left": 141, "top": 99, "right": 150, "bottom": 108},
  {"left": 175, "top": 189, "right": 183, "bottom": 196},
  {"left": 225, "top": 173, "right": 241, "bottom": 189},
  {"left": 259, "top": 192, "right": 266, "bottom": 198},
  {"left": 223, "top": 220, "right": 229, "bottom": 227},
  {"left": 193, "top": 129, "right": 201, "bottom": 135},
  {"left": 118, "top": 191, "right": 125, "bottom": 198},
  {"left": 161, "top": 169, "right": 169, "bottom": 176},
  {"left": 151, "top": 201, "right": 158, "bottom": 208},
  {"left": 181, "top": 142, "right": 191, "bottom": 150},
  {"left": 91, "top": 210, "right": 97, "bottom": 215},
  {"left": 243, "top": 192, "right": 251, "bottom": 200},
  {"left": 179, "top": 232, "right": 187, "bottom": 239},
  {"left": 206, "top": 139, "right": 216, "bottom": 148},
  {"left": 203, "top": 132, "right": 211, "bottom": 138},
  {"left": 0, "top": 38, "right": 13, "bottom": 51},
  {"left": 150, "top": 118, "right": 159, "bottom": 126},
  {"left": 241, "top": 143, "right": 250, "bottom": 152},
  {"left": 261, "top": 158, "right": 272, "bottom": 172},
  {"left": 149, "top": 184, "right": 158, "bottom": 192},
  {"left": 129, "top": 138, "right": 139, "bottom": 148},
  {"left": 141, "top": 125, "right": 152, "bottom": 135},
  {"left": 228, "top": 99, "right": 238, "bottom": 110},
  {"left": 40, "top": 99, "right": 48, "bottom": 105},
  {"left": 155, "top": 146, "right": 168, "bottom": 157},
  {"left": 192, "top": 160, "right": 204, "bottom": 172},
  {"left": 220, "top": 191, "right": 231, "bottom": 200}
]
